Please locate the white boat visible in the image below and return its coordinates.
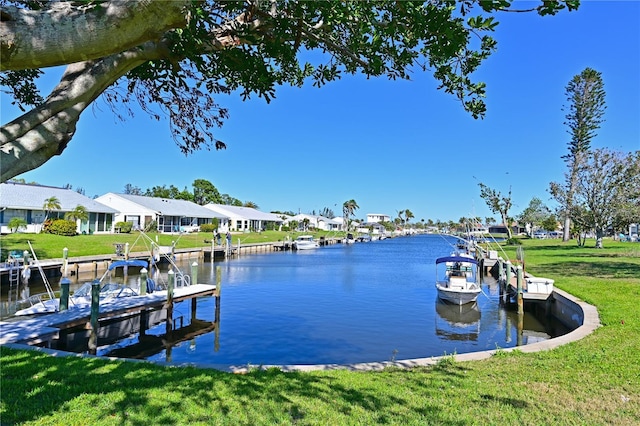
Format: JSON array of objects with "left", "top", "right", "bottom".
[
  {"left": 15, "top": 259, "right": 150, "bottom": 316},
  {"left": 293, "top": 235, "right": 319, "bottom": 250},
  {"left": 345, "top": 233, "right": 356, "bottom": 244},
  {"left": 435, "top": 255, "right": 481, "bottom": 305}
]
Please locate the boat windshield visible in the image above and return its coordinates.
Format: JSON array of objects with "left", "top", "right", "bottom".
[{"left": 72, "top": 282, "right": 93, "bottom": 298}]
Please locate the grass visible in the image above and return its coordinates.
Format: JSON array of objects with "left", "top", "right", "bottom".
[{"left": 1, "top": 238, "right": 640, "bottom": 424}]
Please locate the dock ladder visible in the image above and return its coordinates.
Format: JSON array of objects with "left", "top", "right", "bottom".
[{"left": 7, "top": 259, "right": 21, "bottom": 309}]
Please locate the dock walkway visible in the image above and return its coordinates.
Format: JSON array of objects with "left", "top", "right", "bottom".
[{"left": 0, "top": 284, "right": 217, "bottom": 346}]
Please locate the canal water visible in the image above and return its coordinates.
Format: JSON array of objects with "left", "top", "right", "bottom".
[{"left": 13, "top": 234, "right": 570, "bottom": 366}]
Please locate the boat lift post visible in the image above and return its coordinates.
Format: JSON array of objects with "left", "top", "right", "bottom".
[
  {"left": 189, "top": 262, "right": 198, "bottom": 320},
  {"left": 505, "top": 261, "right": 512, "bottom": 304},
  {"left": 517, "top": 265, "right": 524, "bottom": 315},
  {"left": 166, "top": 269, "right": 175, "bottom": 337},
  {"left": 88, "top": 279, "right": 100, "bottom": 354},
  {"left": 59, "top": 277, "right": 70, "bottom": 311}
]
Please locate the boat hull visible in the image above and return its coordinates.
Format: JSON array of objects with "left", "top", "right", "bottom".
[{"left": 435, "top": 283, "right": 481, "bottom": 305}]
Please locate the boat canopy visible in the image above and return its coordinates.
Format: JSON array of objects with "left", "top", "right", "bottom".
[
  {"left": 108, "top": 259, "right": 148, "bottom": 271},
  {"left": 436, "top": 256, "right": 478, "bottom": 265}
]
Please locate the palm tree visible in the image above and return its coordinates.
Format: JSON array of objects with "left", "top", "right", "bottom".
[
  {"left": 8, "top": 217, "right": 27, "bottom": 233},
  {"left": 342, "top": 199, "right": 359, "bottom": 232},
  {"left": 404, "top": 209, "right": 414, "bottom": 227},
  {"left": 65, "top": 205, "right": 89, "bottom": 224},
  {"left": 396, "top": 209, "right": 405, "bottom": 228},
  {"left": 42, "top": 196, "right": 61, "bottom": 222}
]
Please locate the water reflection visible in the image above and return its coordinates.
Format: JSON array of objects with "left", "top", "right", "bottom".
[
  {"left": 435, "top": 300, "right": 481, "bottom": 341},
  {"left": 4, "top": 235, "right": 570, "bottom": 366}
]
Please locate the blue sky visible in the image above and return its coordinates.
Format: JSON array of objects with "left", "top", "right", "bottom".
[{"left": 2, "top": 1, "right": 639, "bottom": 223}]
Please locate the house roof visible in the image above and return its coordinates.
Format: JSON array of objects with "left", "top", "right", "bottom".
[
  {"left": 0, "top": 182, "right": 117, "bottom": 213},
  {"left": 100, "top": 193, "right": 223, "bottom": 218},
  {"left": 204, "top": 204, "right": 283, "bottom": 222}
]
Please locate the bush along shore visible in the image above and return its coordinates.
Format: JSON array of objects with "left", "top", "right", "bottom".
[{"left": 1, "top": 238, "right": 639, "bottom": 424}]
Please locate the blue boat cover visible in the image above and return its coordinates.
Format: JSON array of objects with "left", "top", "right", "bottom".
[
  {"left": 108, "top": 259, "right": 148, "bottom": 271},
  {"left": 435, "top": 256, "right": 478, "bottom": 265}
]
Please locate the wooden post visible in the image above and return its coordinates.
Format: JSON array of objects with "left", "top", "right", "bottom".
[
  {"left": 88, "top": 279, "right": 100, "bottom": 354},
  {"left": 505, "top": 261, "right": 512, "bottom": 303},
  {"left": 517, "top": 265, "right": 524, "bottom": 315},
  {"left": 191, "top": 261, "right": 198, "bottom": 286},
  {"left": 125, "top": 242, "right": 130, "bottom": 260},
  {"left": 59, "top": 277, "right": 70, "bottom": 311},
  {"left": 140, "top": 268, "right": 148, "bottom": 295},
  {"left": 166, "top": 269, "right": 174, "bottom": 336},
  {"left": 215, "top": 265, "right": 221, "bottom": 352},
  {"left": 216, "top": 265, "right": 222, "bottom": 297},
  {"left": 62, "top": 247, "right": 69, "bottom": 277}
]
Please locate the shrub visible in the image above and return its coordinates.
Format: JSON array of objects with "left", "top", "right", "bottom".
[
  {"left": 505, "top": 237, "right": 521, "bottom": 246},
  {"left": 200, "top": 223, "right": 216, "bottom": 233},
  {"left": 8, "top": 217, "right": 27, "bottom": 233},
  {"left": 42, "top": 219, "right": 77, "bottom": 236},
  {"left": 115, "top": 221, "right": 133, "bottom": 233}
]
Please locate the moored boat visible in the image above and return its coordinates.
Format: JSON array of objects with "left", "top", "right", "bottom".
[
  {"left": 293, "top": 235, "right": 319, "bottom": 250},
  {"left": 14, "top": 259, "right": 150, "bottom": 316},
  {"left": 435, "top": 255, "right": 481, "bottom": 305}
]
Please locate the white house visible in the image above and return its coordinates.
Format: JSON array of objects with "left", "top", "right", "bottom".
[
  {"left": 96, "top": 193, "right": 227, "bottom": 233},
  {"left": 366, "top": 213, "right": 391, "bottom": 223},
  {"left": 356, "top": 221, "right": 388, "bottom": 236},
  {"left": 287, "top": 214, "right": 342, "bottom": 231},
  {"left": 0, "top": 182, "right": 117, "bottom": 234},
  {"left": 203, "top": 204, "right": 283, "bottom": 232}
]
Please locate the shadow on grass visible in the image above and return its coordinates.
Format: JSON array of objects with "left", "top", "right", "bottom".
[
  {"left": 0, "top": 347, "right": 470, "bottom": 424},
  {"left": 479, "top": 393, "right": 529, "bottom": 409},
  {"left": 531, "top": 260, "right": 639, "bottom": 279}
]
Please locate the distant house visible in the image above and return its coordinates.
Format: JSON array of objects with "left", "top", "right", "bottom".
[
  {"left": 488, "top": 223, "right": 524, "bottom": 235},
  {"left": 0, "top": 182, "right": 117, "bottom": 234},
  {"left": 287, "top": 214, "right": 342, "bottom": 231},
  {"left": 96, "top": 193, "right": 226, "bottom": 233},
  {"left": 356, "top": 222, "right": 387, "bottom": 236},
  {"left": 366, "top": 213, "right": 391, "bottom": 223},
  {"left": 203, "top": 204, "right": 283, "bottom": 232}
]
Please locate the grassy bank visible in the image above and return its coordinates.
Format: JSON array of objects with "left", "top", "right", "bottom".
[
  {"left": 1, "top": 238, "right": 639, "bottom": 425},
  {"left": 0, "top": 230, "right": 342, "bottom": 261}
]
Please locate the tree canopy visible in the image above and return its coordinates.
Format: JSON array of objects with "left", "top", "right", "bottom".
[{"left": 1, "top": 0, "right": 578, "bottom": 182}]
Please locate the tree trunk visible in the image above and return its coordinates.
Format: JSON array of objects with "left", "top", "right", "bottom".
[
  {"left": 595, "top": 228, "right": 604, "bottom": 248},
  {"left": 563, "top": 216, "right": 571, "bottom": 241},
  {"left": 1, "top": 43, "right": 164, "bottom": 181}
]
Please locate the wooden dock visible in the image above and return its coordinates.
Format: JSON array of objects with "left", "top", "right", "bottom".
[{"left": 0, "top": 284, "right": 217, "bottom": 346}]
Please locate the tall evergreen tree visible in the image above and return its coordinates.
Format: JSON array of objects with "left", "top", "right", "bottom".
[{"left": 558, "top": 67, "right": 606, "bottom": 241}]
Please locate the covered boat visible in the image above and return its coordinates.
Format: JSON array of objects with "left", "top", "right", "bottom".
[
  {"left": 15, "top": 259, "right": 150, "bottom": 316},
  {"left": 435, "top": 255, "right": 481, "bottom": 305}
]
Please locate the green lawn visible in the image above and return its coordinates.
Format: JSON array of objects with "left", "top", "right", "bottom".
[
  {"left": 1, "top": 238, "right": 639, "bottom": 425},
  {"left": 0, "top": 230, "right": 343, "bottom": 260}
]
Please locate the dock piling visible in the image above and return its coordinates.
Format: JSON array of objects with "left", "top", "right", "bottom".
[
  {"left": 140, "top": 268, "right": 148, "bottom": 295},
  {"left": 191, "top": 262, "right": 198, "bottom": 286},
  {"left": 59, "top": 278, "right": 70, "bottom": 311},
  {"left": 88, "top": 279, "right": 100, "bottom": 354},
  {"left": 517, "top": 265, "right": 524, "bottom": 315},
  {"left": 167, "top": 269, "right": 175, "bottom": 336}
]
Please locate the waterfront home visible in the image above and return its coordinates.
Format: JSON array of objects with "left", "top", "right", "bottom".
[
  {"left": 287, "top": 214, "right": 342, "bottom": 232},
  {"left": 356, "top": 221, "right": 388, "bottom": 237},
  {"left": 203, "top": 204, "right": 283, "bottom": 232},
  {"left": 0, "top": 182, "right": 117, "bottom": 234},
  {"left": 96, "top": 193, "right": 227, "bottom": 233},
  {"left": 366, "top": 213, "right": 391, "bottom": 223}
]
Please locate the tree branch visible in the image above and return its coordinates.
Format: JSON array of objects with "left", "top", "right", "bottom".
[
  {"left": 1, "top": 0, "right": 189, "bottom": 71},
  {"left": 1, "top": 42, "right": 165, "bottom": 181}
]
